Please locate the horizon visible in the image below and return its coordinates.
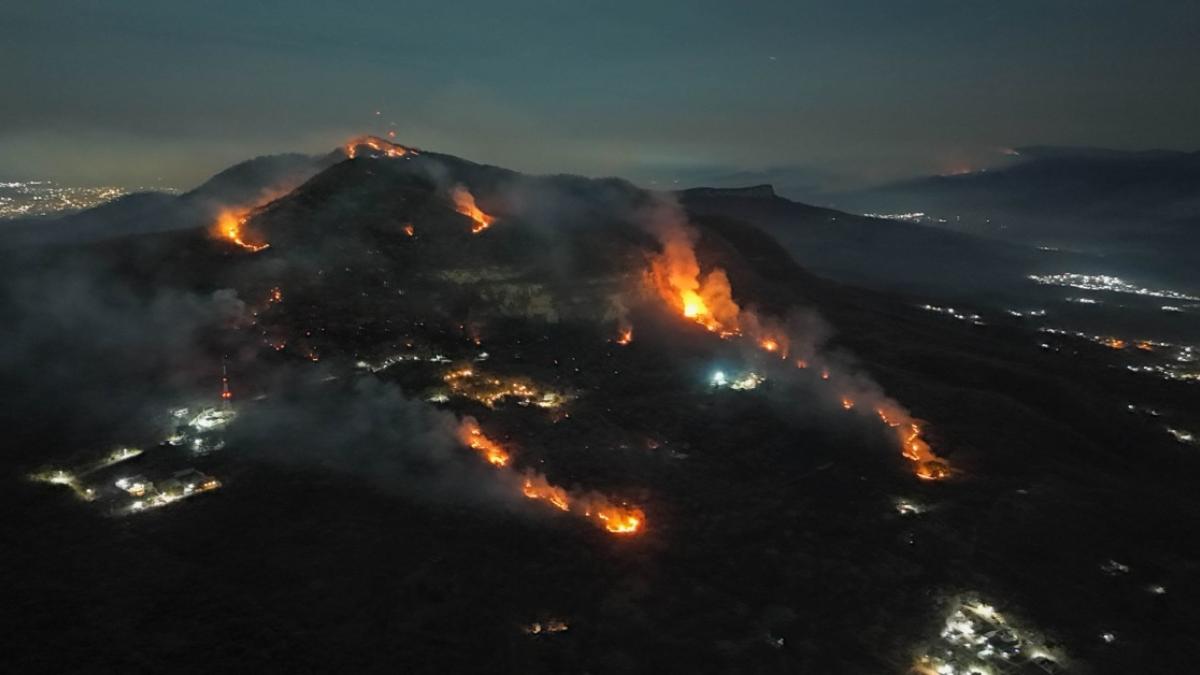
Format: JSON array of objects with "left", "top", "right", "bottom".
[
  {"left": 4, "top": 1, "right": 1199, "bottom": 192},
  {"left": 4, "top": 138, "right": 1198, "bottom": 201}
]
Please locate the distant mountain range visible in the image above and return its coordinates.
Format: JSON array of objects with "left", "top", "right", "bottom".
[
  {"left": 678, "top": 184, "right": 1088, "bottom": 297},
  {"left": 821, "top": 146, "right": 1200, "bottom": 286}
]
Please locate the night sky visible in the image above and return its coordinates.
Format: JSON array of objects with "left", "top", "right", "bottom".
[{"left": 3, "top": 0, "right": 1198, "bottom": 190}]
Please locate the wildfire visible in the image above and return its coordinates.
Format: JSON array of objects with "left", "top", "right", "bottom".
[
  {"left": 455, "top": 420, "right": 645, "bottom": 535},
  {"left": 647, "top": 230, "right": 741, "bottom": 337},
  {"left": 523, "top": 473, "right": 645, "bottom": 533},
  {"left": 451, "top": 185, "right": 495, "bottom": 234},
  {"left": 458, "top": 418, "right": 510, "bottom": 467},
  {"left": 585, "top": 499, "right": 645, "bottom": 534},
  {"left": 522, "top": 473, "right": 570, "bottom": 511},
  {"left": 403, "top": 223, "right": 415, "bottom": 237},
  {"left": 343, "top": 135, "right": 410, "bottom": 159},
  {"left": 876, "top": 406, "right": 951, "bottom": 480},
  {"left": 213, "top": 209, "right": 270, "bottom": 252},
  {"left": 644, "top": 211, "right": 948, "bottom": 484},
  {"left": 1102, "top": 337, "right": 1127, "bottom": 350},
  {"left": 616, "top": 327, "right": 634, "bottom": 345}
]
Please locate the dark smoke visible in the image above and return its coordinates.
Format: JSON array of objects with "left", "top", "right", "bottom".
[{"left": 225, "top": 372, "right": 518, "bottom": 507}]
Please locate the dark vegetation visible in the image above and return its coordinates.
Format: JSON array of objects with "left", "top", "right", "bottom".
[{"left": 3, "top": 146, "right": 1199, "bottom": 673}]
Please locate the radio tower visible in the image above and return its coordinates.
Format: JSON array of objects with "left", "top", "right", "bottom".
[{"left": 220, "top": 357, "right": 233, "bottom": 408}]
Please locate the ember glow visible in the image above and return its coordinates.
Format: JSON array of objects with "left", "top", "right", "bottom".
[
  {"left": 521, "top": 473, "right": 570, "bottom": 511},
  {"left": 451, "top": 185, "right": 495, "bottom": 234},
  {"left": 458, "top": 418, "right": 511, "bottom": 467},
  {"left": 525, "top": 479, "right": 645, "bottom": 534},
  {"left": 880, "top": 409, "right": 950, "bottom": 481},
  {"left": 615, "top": 326, "right": 633, "bottom": 345},
  {"left": 455, "top": 419, "right": 645, "bottom": 535},
  {"left": 213, "top": 209, "right": 270, "bottom": 252},
  {"left": 343, "top": 135, "right": 411, "bottom": 159}
]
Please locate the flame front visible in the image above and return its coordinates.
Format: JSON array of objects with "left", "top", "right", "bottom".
[
  {"left": 451, "top": 185, "right": 495, "bottom": 234},
  {"left": 213, "top": 209, "right": 270, "bottom": 252},
  {"left": 343, "top": 135, "right": 410, "bottom": 159},
  {"left": 875, "top": 405, "right": 951, "bottom": 480},
  {"left": 522, "top": 473, "right": 570, "bottom": 511},
  {"left": 646, "top": 217, "right": 950, "bottom": 483},
  {"left": 585, "top": 500, "right": 645, "bottom": 534},
  {"left": 458, "top": 418, "right": 510, "bottom": 467},
  {"left": 457, "top": 420, "right": 645, "bottom": 535}
]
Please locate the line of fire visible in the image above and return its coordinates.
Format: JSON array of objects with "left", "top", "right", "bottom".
[{"left": 646, "top": 221, "right": 952, "bottom": 482}]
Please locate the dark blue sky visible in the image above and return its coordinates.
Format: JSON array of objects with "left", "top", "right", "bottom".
[{"left": 3, "top": 0, "right": 1198, "bottom": 190}]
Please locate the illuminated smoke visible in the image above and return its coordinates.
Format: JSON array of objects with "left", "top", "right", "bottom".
[
  {"left": 451, "top": 185, "right": 495, "bottom": 234},
  {"left": 212, "top": 208, "right": 270, "bottom": 252},
  {"left": 646, "top": 221, "right": 740, "bottom": 337},
  {"left": 640, "top": 197, "right": 950, "bottom": 480},
  {"left": 457, "top": 416, "right": 511, "bottom": 467}
]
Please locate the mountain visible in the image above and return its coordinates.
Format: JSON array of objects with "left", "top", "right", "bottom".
[
  {"left": 678, "top": 184, "right": 1089, "bottom": 297},
  {"left": 1, "top": 151, "right": 340, "bottom": 246},
  {"left": 826, "top": 146, "right": 1200, "bottom": 287},
  {"left": 4, "top": 139, "right": 1199, "bottom": 673}
]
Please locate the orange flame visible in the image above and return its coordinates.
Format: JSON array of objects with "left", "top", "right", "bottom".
[
  {"left": 451, "top": 185, "right": 495, "bottom": 234},
  {"left": 456, "top": 419, "right": 644, "bottom": 534},
  {"left": 522, "top": 474, "right": 645, "bottom": 533},
  {"left": 522, "top": 473, "right": 570, "bottom": 511},
  {"left": 403, "top": 223, "right": 415, "bottom": 237},
  {"left": 1102, "top": 337, "right": 1126, "bottom": 350},
  {"left": 647, "top": 231, "right": 741, "bottom": 336},
  {"left": 616, "top": 327, "right": 633, "bottom": 345},
  {"left": 584, "top": 499, "right": 645, "bottom": 534},
  {"left": 343, "top": 135, "right": 410, "bottom": 159},
  {"left": 458, "top": 418, "right": 511, "bottom": 467},
  {"left": 644, "top": 214, "right": 947, "bottom": 484},
  {"left": 876, "top": 405, "right": 951, "bottom": 480},
  {"left": 213, "top": 209, "right": 270, "bottom": 252}
]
